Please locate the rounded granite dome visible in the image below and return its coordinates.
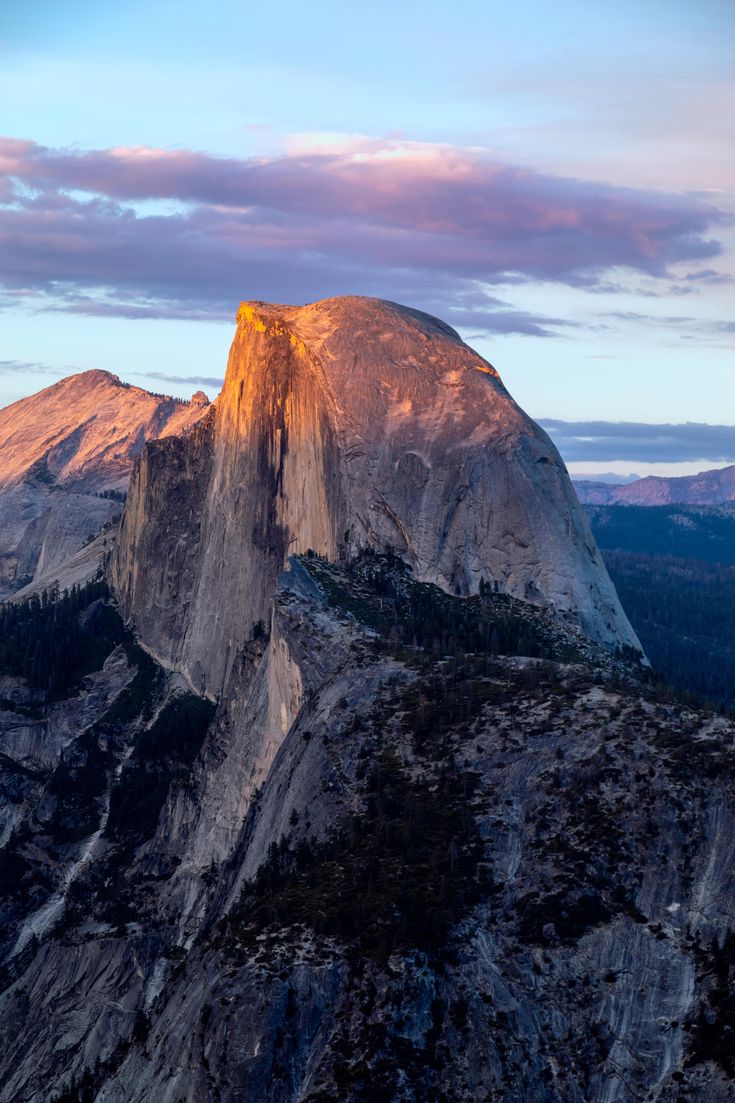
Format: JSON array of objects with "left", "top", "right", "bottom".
[{"left": 113, "top": 295, "right": 642, "bottom": 697}]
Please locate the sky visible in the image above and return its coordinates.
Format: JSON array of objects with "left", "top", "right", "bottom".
[{"left": 1, "top": 0, "right": 733, "bottom": 476}]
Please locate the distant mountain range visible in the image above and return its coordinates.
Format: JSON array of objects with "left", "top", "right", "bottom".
[
  {"left": 574, "top": 463, "right": 735, "bottom": 505},
  {"left": 571, "top": 472, "right": 640, "bottom": 486}
]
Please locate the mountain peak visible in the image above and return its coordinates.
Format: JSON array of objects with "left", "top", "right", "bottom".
[
  {"left": 235, "top": 295, "right": 491, "bottom": 371},
  {"left": 71, "top": 368, "right": 122, "bottom": 386},
  {"left": 0, "top": 370, "right": 208, "bottom": 491},
  {"left": 238, "top": 294, "right": 464, "bottom": 335},
  {"left": 113, "top": 295, "right": 641, "bottom": 697},
  {"left": 575, "top": 463, "right": 735, "bottom": 506},
  {"left": 43, "top": 368, "right": 127, "bottom": 394},
  {"left": 0, "top": 370, "right": 212, "bottom": 596}
]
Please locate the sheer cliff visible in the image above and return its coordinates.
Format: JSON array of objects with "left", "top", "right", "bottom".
[
  {"left": 111, "top": 296, "right": 641, "bottom": 697},
  {"left": 0, "top": 559, "right": 733, "bottom": 1103},
  {"left": 0, "top": 371, "right": 210, "bottom": 598}
]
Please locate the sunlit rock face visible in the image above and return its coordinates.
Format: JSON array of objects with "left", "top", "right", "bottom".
[
  {"left": 0, "top": 371, "right": 210, "bottom": 598},
  {"left": 0, "top": 369, "right": 209, "bottom": 491},
  {"left": 112, "top": 296, "right": 641, "bottom": 696}
]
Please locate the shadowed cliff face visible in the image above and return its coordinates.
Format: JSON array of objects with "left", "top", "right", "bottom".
[{"left": 111, "top": 296, "right": 641, "bottom": 697}]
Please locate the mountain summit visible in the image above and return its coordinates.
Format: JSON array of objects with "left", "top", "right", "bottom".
[
  {"left": 0, "top": 370, "right": 210, "bottom": 598},
  {"left": 112, "top": 296, "right": 640, "bottom": 696},
  {"left": 0, "top": 369, "right": 209, "bottom": 491}
]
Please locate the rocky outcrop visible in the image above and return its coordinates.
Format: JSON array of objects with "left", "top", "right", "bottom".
[
  {"left": 0, "top": 560, "right": 732, "bottom": 1103},
  {"left": 112, "top": 297, "right": 641, "bottom": 697},
  {"left": 0, "top": 371, "right": 210, "bottom": 597}
]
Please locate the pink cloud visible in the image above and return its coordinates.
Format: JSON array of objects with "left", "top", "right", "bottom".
[{"left": 0, "top": 134, "right": 728, "bottom": 328}]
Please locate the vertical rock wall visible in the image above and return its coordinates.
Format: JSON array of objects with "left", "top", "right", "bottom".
[{"left": 111, "top": 296, "right": 642, "bottom": 698}]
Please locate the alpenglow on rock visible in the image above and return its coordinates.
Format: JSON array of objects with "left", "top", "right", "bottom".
[
  {"left": 111, "top": 296, "right": 641, "bottom": 695},
  {"left": 0, "top": 370, "right": 210, "bottom": 599}
]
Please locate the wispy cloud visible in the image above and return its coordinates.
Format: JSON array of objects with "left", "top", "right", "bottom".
[
  {"left": 0, "top": 358, "right": 63, "bottom": 375},
  {"left": 133, "top": 370, "right": 223, "bottom": 389},
  {"left": 0, "top": 134, "right": 728, "bottom": 326},
  {"left": 541, "top": 419, "right": 735, "bottom": 464},
  {"left": 683, "top": 268, "right": 733, "bottom": 285}
]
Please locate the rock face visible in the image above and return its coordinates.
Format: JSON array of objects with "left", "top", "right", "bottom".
[
  {"left": 575, "top": 464, "right": 735, "bottom": 506},
  {"left": 0, "top": 371, "right": 210, "bottom": 598},
  {"left": 112, "top": 297, "right": 640, "bottom": 697},
  {"left": 0, "top": 558, "right": 733, "bottom": 1103}
]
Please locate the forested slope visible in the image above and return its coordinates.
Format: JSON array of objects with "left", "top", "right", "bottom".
[{"left": 587, "top": 505, "right": 735, "bottom": 710}]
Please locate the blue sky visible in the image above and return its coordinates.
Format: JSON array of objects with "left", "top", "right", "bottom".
[{"left": 1, "top": 0, "right": 733, "bottom": 474}]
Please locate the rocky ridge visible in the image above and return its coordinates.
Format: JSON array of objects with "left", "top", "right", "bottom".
[
  {"left": 0, "top": 556, "right": 732, "bottom": 1102},
  {"left": 574, "top": 464, "right": 735, "bottom": 506},
  {"left": 0, "top": 371, "right": 210, "bottom": 598}
]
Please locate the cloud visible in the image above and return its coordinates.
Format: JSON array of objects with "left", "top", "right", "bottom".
[
  {"left": 133, "top": 370, "right": 224, "bottom": 389},
  {"left": 600, "top": 311, "right": 697, "bottom": 323},
  {"left": 683, "top": 268, "right": 732, "bottom": 285},
  {"left": 46, "top": 294, "right": 234, "bottom": 323},
  {"left": 0, "top": 134, "right": 729, "bottom": 323},
  {"left": 0, "top": 358, "right": 63, "bottom": 375},
  {"left": 540, "top": 419, "right": 735, "bottom": 464},
  {"left": 387, "top": 290, "right": 579, "bottom": 338},
  {"left": 595, "top": 312, "right": 735, "bottom": 346}
]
